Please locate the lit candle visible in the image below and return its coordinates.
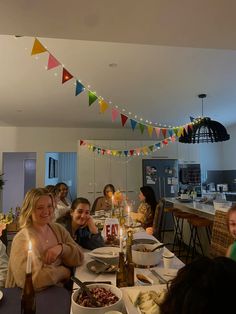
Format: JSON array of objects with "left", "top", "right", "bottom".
[
  {"left": 127, "top": 206, "right": 131, "bottom": 227},
  {"left": 111, "top": 195, "right": 114, "bottom": 210},
  {"left": 119, "top": 227, "right": 123, "bottom": 252},
  {"left": 26, "top": 240, "right": 32, "bottom": 274}
]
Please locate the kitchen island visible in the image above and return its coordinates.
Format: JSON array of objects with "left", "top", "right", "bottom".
[
  {"left": 165, "top": 198, "right": 215, "bottom": 221},
  {"left": 165, "top": 198, "right": 217, "bottom": 257}
]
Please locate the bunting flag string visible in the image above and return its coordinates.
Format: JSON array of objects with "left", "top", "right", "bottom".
[
  {"left": 30, "top": 37, "right": 200, "bottom": 139},
  {"left": 79, "top": 135, "right": 177, "bottom": 158}
]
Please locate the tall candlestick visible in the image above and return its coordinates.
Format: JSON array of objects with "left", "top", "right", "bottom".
[
  {"left": 119, "top": 227, "right": 123, "bottom": 252},
  {"left": 26, "top": 240, "right": 32, "bottom": 274},
  {"left": 111, "top": 195, "right": 114, "bottom": 210},
  {"left": 127, "top": 206, "right": 131, "bottom": 227}
]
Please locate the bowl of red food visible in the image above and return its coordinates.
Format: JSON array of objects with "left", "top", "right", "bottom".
[{"left": 71, "top": 283, "right": 123, "bottom": 314}]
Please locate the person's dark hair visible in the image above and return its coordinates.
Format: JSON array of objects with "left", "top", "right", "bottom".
[
  {"left": 45, "top": 184, "right": 56, "bottom": 195},
  {"left": 71, "top": 197, "right": 91, "bottom": 211},
  {"left": 55, "top": 182, "right": 69, "bottom": 193},
  {"left": 160, "top": 256, "right": 236, "bottom": 314},
  {"left": 140, "top": 186, "right": 157, "bottom": 213},
  {"left": 103, "top": 184, "right": 115, "bottom": 196}
]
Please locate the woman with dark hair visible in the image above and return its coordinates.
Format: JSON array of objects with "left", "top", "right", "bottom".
[
  {"left": 159, "top": 256, "right": 236, "bottom": 314},
  {"left": 54, "top": 182, "right": 71, "bottom": 219},
  {"left": 131, "top": 186, "right": 157, "bottom": 229},
  {"left": 92, "top": 184, "right": 115, "bottom": 213},
  {"left": 57, "top": 197, "right": 104, "bottom": 250}
]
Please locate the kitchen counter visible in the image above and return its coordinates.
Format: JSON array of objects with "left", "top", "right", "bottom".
[{"left": 165, "top": 198, "right": 215, "bottom": 221}]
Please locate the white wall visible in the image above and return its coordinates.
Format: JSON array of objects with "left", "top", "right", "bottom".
[
  {"left": 221, "top": 124, "right": 236, "bottom": 169},
  {"left": 0, "top": 125, "right": 232, "bottom": 209}
]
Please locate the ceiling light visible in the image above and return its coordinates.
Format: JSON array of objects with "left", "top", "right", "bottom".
[{"left": 179, "top": 94, "right": 230, "bottom": 144}]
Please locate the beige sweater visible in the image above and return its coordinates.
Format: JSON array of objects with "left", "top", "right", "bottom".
[{"left": 5, "top": 223, "right": 84, "bottom": 291}]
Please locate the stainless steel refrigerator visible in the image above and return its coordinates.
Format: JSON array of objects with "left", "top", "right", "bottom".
[
  {"left": 142, "top": 159, "right": 179, "bottom": 231},
  {"left": 142, "top": 159, "right": 178, "bottom": 201}
]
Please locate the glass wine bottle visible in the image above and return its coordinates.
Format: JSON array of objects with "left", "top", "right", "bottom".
[
  {"left": 21, "top": 272, "right": 36, "bottom": 314},
  {"left": 125, "top": 229, "right": 135, "bottom": 286},
  {"left": 116, "top": 251, "right": 127, "bottom": 288}
]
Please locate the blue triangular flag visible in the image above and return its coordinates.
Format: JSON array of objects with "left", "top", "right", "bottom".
[
  {"left": 124, "top": 150, "right": 128, "bottom": 156},
  {"left": 168, "top": 129, "right": 173, "bottom": 137},
  {"left": 190, "top": 116, "right": 195, "bottom": 122},
  {"left": 130, "top": 119, "right": 137, "bottom": 130},
  {"left": 155, "top": 143, "right": 161, "bottom": 148},
  {"left": 75, "top": 80, "right": 85, "bottom": 96}
]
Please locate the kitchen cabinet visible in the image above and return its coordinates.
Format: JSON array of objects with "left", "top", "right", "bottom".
[{"left": 78, "top": 140, "right": 142, "bottom": 205}]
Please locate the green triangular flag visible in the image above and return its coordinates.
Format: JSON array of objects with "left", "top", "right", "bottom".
[
  {"left": 139, "top": 123, "right": 145, "bottom": 134},
  {"left": 149, "top": 145, "right": 154, "bottom": 152},
  {"left": 88, "top": 91, "right": 98, "bottom": 106}
]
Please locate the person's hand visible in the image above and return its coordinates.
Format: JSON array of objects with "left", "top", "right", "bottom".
[
  {"left": 86, "top": 216, "right": 98, "bottom": 234},
  {"left": 43, "top": 244, "right": 62, "bottom": 264},
  {"left": 146, "top": 227, "right": 153, "bottom": 235}
]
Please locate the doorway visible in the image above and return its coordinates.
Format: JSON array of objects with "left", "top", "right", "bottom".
[
  {"left": 2, "top": 152, "right": 36, "bottom": 213},
  {"left": 45, "top": 152, "right": 77, "bottom": 201}
]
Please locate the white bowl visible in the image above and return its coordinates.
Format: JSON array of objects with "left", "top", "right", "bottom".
[
  {"left": 71, "top": 283, "right": 123, "bottom": 314},
  {"left": 132, "top": 243, "right": 164, "bottom": 266}
]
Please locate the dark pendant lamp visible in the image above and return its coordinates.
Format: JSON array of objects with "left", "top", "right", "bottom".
[{"left": 179, "top": 94, "right": 230, "bottom": 143}]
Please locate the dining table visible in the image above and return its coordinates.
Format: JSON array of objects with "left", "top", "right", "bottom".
[{"left": 0, "top": 285, "right": 71, "bottom": 314}]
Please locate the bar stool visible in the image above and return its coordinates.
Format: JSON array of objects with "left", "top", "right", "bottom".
[
  {"left": 186, "top": 216, "right": 212, "bottom": 263},
  {"left": 173, "top": 211, "right": 198, "bottom": 257},
  {"left": 160, "top": 205, "right": 178, "bottom": 242}
]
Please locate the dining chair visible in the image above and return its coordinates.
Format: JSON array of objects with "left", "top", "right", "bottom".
[
  {"left": 91, "top": 196, "right": 103, "bottom": 214},
  {"left": 152, "top": 198, "right": 166, "bottom": 241}
]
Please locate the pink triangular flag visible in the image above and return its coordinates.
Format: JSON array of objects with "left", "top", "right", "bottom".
[
  {"left": 155, "top": 127, "right": 161, "bottom": 137},
  {"left": 47, "top": 54, "right": 60, "bottom": 70},
  {"left": 111, "top": 108, "right": 119, "bottom": 122}
]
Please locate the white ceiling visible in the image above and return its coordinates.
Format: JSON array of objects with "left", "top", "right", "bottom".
[{"left": 1, "top": 0, "right": 236, "bottom": 129}]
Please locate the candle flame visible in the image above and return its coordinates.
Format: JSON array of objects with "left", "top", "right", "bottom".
[{"left": 29, "top": 240, "right": 32, "bottom": 251}]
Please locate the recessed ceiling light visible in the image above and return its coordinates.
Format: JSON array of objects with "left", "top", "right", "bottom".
[{"left": 109, "top": 63, "right": 118, "bottom": 68}]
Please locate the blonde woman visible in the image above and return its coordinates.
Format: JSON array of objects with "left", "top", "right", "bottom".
[{"left": 6, "top": 188, "right": 84, "bottom": 291}]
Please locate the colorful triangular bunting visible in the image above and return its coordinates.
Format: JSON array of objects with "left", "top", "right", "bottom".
[
  {"left": 139, "top": 123, "right": 145, "bottom": 134},
  {"left": 47, "top": 54, "right": 60, "bottom": 70},
  {"left": 121, "top": 114, "right": 128, "bottom": 127},
  {"left": 111, "top": 108, "right": 119, "bottom": 122},
  {"left": 62, "top": 68, "right": 73, "bottom": 84},
  {"left": 99, "top": 99, "right": 109, "bottom": 113},
  {"left": 147, "top": 126, "right": 153, "bottom": 137},
  {"left": 130, "top": 119, "right": 137, "bottom": 130},
  {"left": 88, "top": 91, "right": 98, "bottom": 106},
  {"left": 75, "top": 80, "right": 85, "bottom": 96},
  {"left": 31, "top": 38, "right": 47, "bottom": 55}
]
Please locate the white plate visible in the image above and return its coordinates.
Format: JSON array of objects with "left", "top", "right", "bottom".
[
  {"left": 0, "top": 290, "right": 3, "bottom": 301},
  {"left": 88, "top": 246, "right": 120, "bottom": 258},
  {"left": 121, "top": 284, "right": 166, "bottom": 314}
]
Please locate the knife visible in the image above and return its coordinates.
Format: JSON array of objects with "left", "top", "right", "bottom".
[{"left": 150, "top": 269, "right": 168, "bottom": 284}]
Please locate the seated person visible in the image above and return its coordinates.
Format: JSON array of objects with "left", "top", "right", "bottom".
[
  {"left": 226, "top": 205, "right": 236, "bottom": 261},
  {"left": 0, "top": 223, "right": 8, "bottom": 288},
  {"left": 54, "top": 182, "right": 72, "bottom": 220},
  {"left": 6, "top": 188, "right": 84, "bottom": 291},
  {"left": 92, "top": 184, "right": 115, "bottom": 213},
  {"left": 57, "top": 197, "right": 104, "bottom": 250},
  {"left": 131, "top": 186, "right": 157, "bottom": 229},
  {"left": 159, "top": 256, "right": 236, "bottom": 314}
]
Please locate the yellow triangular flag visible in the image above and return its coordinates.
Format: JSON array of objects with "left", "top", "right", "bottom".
[
  {"left": 177, "top": 127, "right": 184, "bottom": 137},
  {"left": 99, "top": 99, "right": 109, "bottom": 113},
  {"left": 147, "top": 126, "right": 153, "bottom": 137},
  {"left": 31, "top": 38, "right": 47, "bottom": 55}
]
